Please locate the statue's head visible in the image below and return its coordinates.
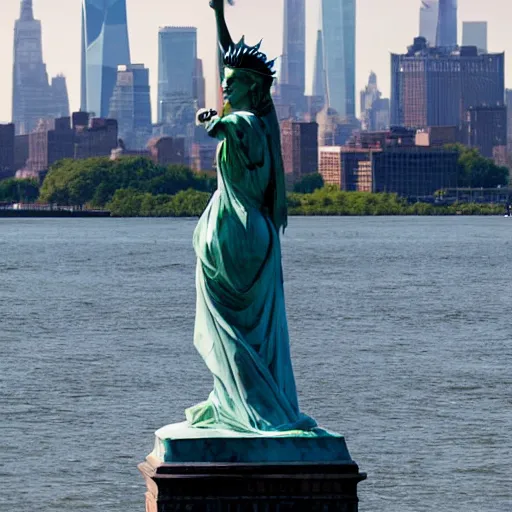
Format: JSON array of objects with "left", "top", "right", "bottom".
[{"left": 222, "top": 38, "right": 275, "bottom": 114}]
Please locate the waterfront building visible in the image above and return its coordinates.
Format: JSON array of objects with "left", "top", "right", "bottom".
[
  {"left": 0, "top": 124, "right": 15, "bottom": 179},
  {"left": 108, "top": 64, "right": 152, "bottom": 150},
  {"left": 26, "top": 117, "right": 74, "bottom": 174},
  {"left": 319, "top": 144, "right": 459, "bottom": 198},
  {"left": 278, "top": 0, "right": 306, "bottom": 114},
  {"left": 81, "top": 0, "right": 131, "bottom": 117},
  {"left": 280, "top": 121, "right": 318, "bottom": 188},
  {"left": 462, "top": 21, "right": 487, "bottom": 53},
  {"left": 321, "top": 0, "right": 356, "bottom": 118},
  {"left": 419, "top": 0, "right": 439, "bottom": 46},
  {"left": 12, "top": 0, "right": 53, "bottom": 135},
  {"left": 158, "top": 27, "right": 197, "bottom": 122},
  {"left": 391, "top": 38, "right": 505, "bottom": 129},
  {"left": 466, "top": 105, "right": 507, "bottom": 159},
  {"left": 50, "top": 75, "right": 70, "bottom": 119},
  {"left": 436, "top": 0, "right": 457, "bottom": 48},
  {"left": 319, "top": 146, "right": 376, "bottom": 191},
  {"left": 372, "top": 147, "right": 459, "bottom": 198},
  {"left": 73, "top": 115, "right": 119, "bottom": 160}
]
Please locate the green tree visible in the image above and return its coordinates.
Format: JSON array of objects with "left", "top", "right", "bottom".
[{"left": 0, "top": 178, "right": 39, "bottom": 203}]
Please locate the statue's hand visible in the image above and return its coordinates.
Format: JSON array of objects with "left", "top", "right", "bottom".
[{"left": 196, "top": 108, "right": 218, "bottom": 125}]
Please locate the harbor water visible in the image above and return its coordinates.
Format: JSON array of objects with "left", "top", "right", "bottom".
[{"left": 1, "top": 216, "right": 511, "bottom": 511}]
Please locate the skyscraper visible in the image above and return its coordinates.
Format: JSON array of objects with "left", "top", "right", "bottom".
[
  {"left": 312, "top": 30, "right": 325, "bottom": 100},
  {"left": 158, "top": 27, "right": 197, "bottom": 122},
  {"left": 419, "top": 0, "right": 439, "bottom": 46},
  {"left": 279, "top": 0, "right": 306, "bottom": 112},
  {"left": 50, "top": 75, "right": 70, "bottom": 119},
  {"left": 81, "top": 0, "right": 131, "bottom": 118},
  {"left": 108, "top": 64, "right": 152, "bottom": 150},
  {"left": 12, "top": 0, "right": 53, "bottom": 135},
  {"left": 321, "top": 0, "right": 356, "bottom": 119},
  {"left": 436, "top": 0, "right": 457, "bottom": 48},
  {"left": 391, "top": 38, "right": 505, "bottom": 129},
  {"left": 462, "top": 21, "right": 487, "bottom": 53}
]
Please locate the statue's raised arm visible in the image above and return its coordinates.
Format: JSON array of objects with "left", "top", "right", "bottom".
[{"left": 209, "top": 0, "right": 234, "bottom": 53}]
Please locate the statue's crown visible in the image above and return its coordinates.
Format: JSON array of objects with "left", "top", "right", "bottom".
[{"left": 223, "top": 37, "right": 275, "bottom": 77}]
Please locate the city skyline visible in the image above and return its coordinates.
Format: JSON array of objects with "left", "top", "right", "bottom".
[{"left": 0, "top": 0, "right": 510, "bottom": 124}]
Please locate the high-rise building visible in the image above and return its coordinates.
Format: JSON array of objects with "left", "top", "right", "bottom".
[
  {"left": 506, "top": 89, "right": 512, "bottom": 161},
  {"left": 462, "top": 21, "right": 488, "bottom": 53},
  {"left": 391, "top": 38, "right": 505, "bottom": 129},
  {"left": 419, "top": 0, "right": 439, "bottom": 46},
  {"left": 50, "top": 75, "right": 70, "bottom": 119},
  {"left": 280, "top": 121, "right": 318, "bottom": 187},
  {"left": 312, "top": 30, "right": 325, "bottom": 107},
  {"left": 12, "top": 0, "right": 53, "bottom": 135},
  {"left": 194, "top": 59, "right": 206, "bottom": 110},
  {"left": 466, "top": 106, "right": 507, "bottom": 159},
  {"left": 108, "top": 64, "right": 152, "bottom": 150},
  {"left": 158, "top": 27, "right": 197, "bottom": 122},
  {"left": 81, "top": 0, "right": 131, "bottom": 118},
  {"left": 279, "top": 0, "right": 306, "bottom": 113},
  {"left": 321, "top": 0, "right": 356, "bottom": 119},
  {"left": 436, "top": 0, "right": 457, "bottom": 48},
  {"left": 26, "top": 117, "right": 74, "bottom": 174},
  {"left": 0, "top": 124, "right": 15, "bottom": 179}
]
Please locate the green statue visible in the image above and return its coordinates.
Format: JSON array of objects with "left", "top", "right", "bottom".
[{"left": 187, "top": 0, "right": 316, "bottom": 434}]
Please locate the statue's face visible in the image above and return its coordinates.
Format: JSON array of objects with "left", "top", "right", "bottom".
[{"left": 222, "top": 68, "right": 254, "bottom": 111}]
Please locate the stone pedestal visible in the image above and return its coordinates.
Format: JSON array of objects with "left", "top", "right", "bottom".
[
  {"left": 139, "top": 457, "right": 366, "bottom": 512},
  {"left": 139, "top": 423, "right": 366, "bottom": 511}
]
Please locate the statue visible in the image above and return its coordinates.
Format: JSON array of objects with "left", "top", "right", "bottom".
[{"left": 185, "top": 0, "right": 317, "bottom": 434}]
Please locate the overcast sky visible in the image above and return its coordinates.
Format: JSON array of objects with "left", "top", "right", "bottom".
[{"left": 0, "top": 0, "right": 510, "bottom": 123}]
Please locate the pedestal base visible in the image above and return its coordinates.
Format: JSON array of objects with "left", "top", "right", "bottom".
[{"left": 139, "top": 456, "right": 366, "bottom": 512}]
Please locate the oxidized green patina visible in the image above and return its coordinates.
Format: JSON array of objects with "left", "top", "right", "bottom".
[{"left": 186, "top": 0, "right": 316, "bottom": 434}]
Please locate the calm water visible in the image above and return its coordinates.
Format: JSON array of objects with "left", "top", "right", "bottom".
[{"left": 1, "top": 217, "right": 511, "bottom": 511}]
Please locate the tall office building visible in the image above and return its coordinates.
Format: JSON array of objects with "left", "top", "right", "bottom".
[
  {"left": 466, "top": 106, "right": 507, "bottom": 159},
  {"left": 462, "top": 22, "right": 487, "bottom": 53},
  {"left": 436, "top": 0, "right": 457, "bottom": 48},
  {"left": 0, "top": 124, "right": 15, "bottom": 179},
  {"left": 12, "top": 0, "right": 53, "bottom": 135},
  {"left": 360, "top": 72, "right": 390, "bottom": 131},
  {"left": 50, "top": 75, "right": 70, "bottom": 119},
  {"left": 506, "top": 89, "right": 512, "bottom": 161},
  {"left": 321, "top": 0, "right": 356, "bottom": 119},
  {"left": 108, "top": 64, "right": 152, "bottom": 150},
  {"left": 312, "top": 30, "right": 325, "bottom": 101},
  {"left": 81, "top": 0, "right": 131, "bottom": 118},
  {"left": 391, "top": 38, "right": 504, "bottom": 129},
  {"left": 279, "top": 0, "right": 306, "bottom": 112},
  {"left": 158, "top": 27, "right": 197, "bottom": 122},
  {"left": 419, "top": 0, "right": 439, "bottom": 46}
]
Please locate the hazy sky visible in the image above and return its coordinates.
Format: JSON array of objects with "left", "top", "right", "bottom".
[{"left": 0, "top": 0, "right": 510, "bottom": 123}]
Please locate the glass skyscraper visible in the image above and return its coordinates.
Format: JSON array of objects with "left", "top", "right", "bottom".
[
  {"left": 80, "top": 0, "right": 131, "bottom": 118},
  {"left": 157, "top": 27, "right": 197, "bottom": 123},
  {"left": 419, "top": 0, "right": 439, "bottom": 46},
  {"left": 321, "top": 0, "right": 356, "bottom": 119},
  {"left": 436, "top": 0, "right": 457, "bottom": 48},
  {"left": 108, "top": 64, "right": 152, "bottom": 150}
]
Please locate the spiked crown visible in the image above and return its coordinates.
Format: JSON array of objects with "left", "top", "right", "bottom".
[{"left": 223, "top": 37, "right": 276, "bottom": 77}]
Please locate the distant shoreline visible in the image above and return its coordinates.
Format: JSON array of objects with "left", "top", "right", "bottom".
[{"left": 1, "top": 210, "right": 508, "bottom": 219}]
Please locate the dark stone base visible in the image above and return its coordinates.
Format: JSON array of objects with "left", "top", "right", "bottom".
[{"left": 139, "top": 455, "right": 366, "bottom": 512}]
